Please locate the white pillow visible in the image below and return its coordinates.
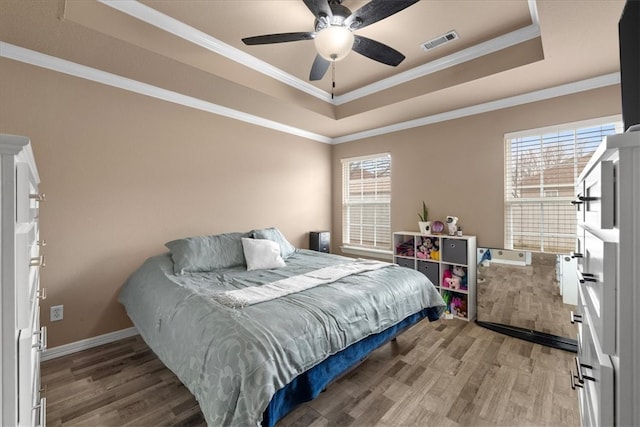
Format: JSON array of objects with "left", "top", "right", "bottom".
[{"left": 241, "top": 238, "right": 286, "bottom": 271}]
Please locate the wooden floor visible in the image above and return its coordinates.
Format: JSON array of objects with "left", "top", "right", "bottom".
[
  {"left": 477, "top": 253, "right": 577, "bottom": 339},
  {"left": 42, "top": 319, "right": 579, "bottom": 427}
]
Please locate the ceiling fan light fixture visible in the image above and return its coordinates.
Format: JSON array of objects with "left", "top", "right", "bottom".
[{"left": 314, "top": 25, "right": 354, "bottom": 61}]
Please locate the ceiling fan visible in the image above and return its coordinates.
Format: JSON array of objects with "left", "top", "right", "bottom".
[{"left": 242, "top": 0, "right": 419, "bottom": 81}]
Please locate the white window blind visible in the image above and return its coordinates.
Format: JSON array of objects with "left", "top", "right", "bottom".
[
  {"left": 505, "top": 118, "right": 622, "bottom": 253},
  {"left": 342, "top": 153, "right": 391, "bottom": 251}
]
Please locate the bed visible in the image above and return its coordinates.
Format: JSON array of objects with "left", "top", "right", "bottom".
[{"left": 118, "top": 228, "right": 446, "bottom": 426}]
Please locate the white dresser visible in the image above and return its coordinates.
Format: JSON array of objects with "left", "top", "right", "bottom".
[
  {"left": 572, "top": 131, "right": 640, "bottom": 426},
  {"left": 1, "top": 134, "right": 46, "bottom": 427}
]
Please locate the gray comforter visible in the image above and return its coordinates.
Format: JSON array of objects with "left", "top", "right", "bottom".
[{"left": 119, "top": 249, "right": 445, "bottom": 426}]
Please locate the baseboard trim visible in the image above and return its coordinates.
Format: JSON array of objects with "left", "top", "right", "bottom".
[{"left": 41, "top": 327, "right": 139, "bottom": 361}]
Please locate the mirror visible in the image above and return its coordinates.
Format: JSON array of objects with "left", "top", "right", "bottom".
[{"left": 476, "top": 248, "right": 578, "bottom": 352}]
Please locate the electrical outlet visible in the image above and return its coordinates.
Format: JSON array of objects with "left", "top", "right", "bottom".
[{"left": 50, "top": 305, "right": 63, "bottom": 322}]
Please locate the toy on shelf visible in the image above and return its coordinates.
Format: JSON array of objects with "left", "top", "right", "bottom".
[
  {"left": 446, "top": 215, "right": 459, "bottom": 236},
  {"left": 441, "top": 265, "right": 467, "bottom": 290},
  {"left": 395, "top": 238, "right": 415, "bottom": 257},
  {"left": 451, "top": 296, "right": 468, "bottom": 318},
  {"left": 416, "top": 236, "right": 438, "bottom": 259}
]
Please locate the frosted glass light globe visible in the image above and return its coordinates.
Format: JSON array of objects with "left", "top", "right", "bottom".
[{"left": 314, "top": 26, "right": 354, "bottom": 61}]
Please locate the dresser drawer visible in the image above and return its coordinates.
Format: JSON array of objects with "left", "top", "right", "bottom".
[
  {"left": 578, "top": 160, "right": 615, "bottom": 230},
  {"left": 16, "top": 162, "right": 41, "bottom": 224},
  {"left": 580, "top": 231, "right": 616, "bottom": 354},
  {"left": 575, "top": 310, "right": 614, "bottom": 427}
]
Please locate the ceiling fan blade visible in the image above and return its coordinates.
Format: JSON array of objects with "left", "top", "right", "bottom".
[
  {"left": 352, "top": 35, "right": 405, "bottom": 66},
  {"left": 309, "top": 54, "right": 330, "bottom": 81},
  {"left": 344, "top": 0, "right": 419, "bottom": 29},
  {"left": 303, "top": 0, "right": 333, "bottom": 19},
  {"left": 242, "top": 32, "right": 314, "bottom": 45}
]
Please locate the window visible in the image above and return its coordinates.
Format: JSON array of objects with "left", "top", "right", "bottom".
[
  {"left": 342, "top": 153, "right": 391, "bottom": 252},
  {"left": 505, "top": 117, "right": 622, "bottom": 253}
]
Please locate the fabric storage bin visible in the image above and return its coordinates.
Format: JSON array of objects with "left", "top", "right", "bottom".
[
  {"left": 396, "top": 257, "right": 414, "bottom": 269},
  {"left": 441, "top": 238, "right": 467, "bottom": 265},
  {"left": 417, "top": 260, "right": 439, "bottom": 287}
]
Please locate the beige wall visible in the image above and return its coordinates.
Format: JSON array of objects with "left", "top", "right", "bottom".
[
  {"left": 0, "top": 0, "right": 622, "bottom": 349},
  {"left": 0, "top": 54, "right": 620, "bottom": 349},
  {"left": 0, "top": 58, "right": 332, "bottom": 347},
  {"left": 331, "top": 85, "right": 622, "bottom": 254}
]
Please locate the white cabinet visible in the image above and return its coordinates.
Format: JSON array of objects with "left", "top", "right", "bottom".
[
  {"left": 572, "top": 131, "right": 640, "bottom": 427},
  {"left": 1, "top": 134, "right": 46, "bottom": 427},
  {"left": 393, "top": 232, "right": 476, "bottom": 321}
]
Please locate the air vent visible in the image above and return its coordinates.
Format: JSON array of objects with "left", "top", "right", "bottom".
[{"left": 420, "top": 30, "right": 459, "bottom": 52}]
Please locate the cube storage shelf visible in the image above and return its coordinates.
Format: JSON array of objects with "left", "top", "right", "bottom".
[{"left": 393, "top": 231, "right": 477, "bottom": 321}]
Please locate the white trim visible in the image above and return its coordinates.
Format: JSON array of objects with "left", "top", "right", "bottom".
[
  {"left": 0, "top": 42, "right": 332, "bottom": 144},
  {"left": 40, "top": 327, "right": 139, "bottom": 361},
  {"left": 333, "top": 24, "right": 541, "bottom": 105},
  {"left": 0, "top": 42, "right": 621, "bottom": 145},
  {"left": 98, "top": 0, "right": 332, "bottom": 103},
  {"left": 340, "top": 152, "right": 390, "bottom": 163},
  {"left": 528, "top": 0, "right": 541, "bottom": 27},
  {"left": 505, "top": 114, "right": 623, "bottom": 139},
  {"left": 340, "top": 246, "right": 393, "bottom": 261},
  {"left": 99, "top": 0, "right": 542, "bottom": 106},
  {"left": 332, "top": 73, "right": 621, "bottom": 144}
]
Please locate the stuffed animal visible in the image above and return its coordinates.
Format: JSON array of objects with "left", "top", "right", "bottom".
[
  {"left": 446, "top": 215, "right": 459, "bottom": 236},
  {"left": 451, "top": 265, "right": 467, "bottom": 289},
  {"left": 416, "top": 237, "right": 434, "bottom": 259},
  {"left": 451, "top": 297, "right": 468, "bottom": 318},
  {"left": 429, "top": 239, "right": 440, "bottom": 260},
  {"left": 445, "top": 275, "right": 462, "bottom": 289}
]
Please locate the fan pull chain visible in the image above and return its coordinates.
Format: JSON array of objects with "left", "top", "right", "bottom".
[{"left": 331, "top": 61, "right": 336, "bottom": 99}]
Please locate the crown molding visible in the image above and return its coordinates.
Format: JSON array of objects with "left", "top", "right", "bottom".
[
  {"left": 1, "top": 42, "right": 619, "bottom": 145},
  {"left": 332, "top": 73, "right": 621, "bottom": 144},
  {"left": 333, "top": 24, "right": 540, "bottom": 105},
  {"left": 0, "top": 42, "right": 332, "bottom": 144},
  {"left": 98, "top": 0, "right": 332, "bottom": 103},
  {"left": 99, "top": 0, "right": 542, "bottom": 107}
]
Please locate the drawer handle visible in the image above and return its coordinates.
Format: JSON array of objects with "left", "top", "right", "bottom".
[
  {"left": 570, "top": 311, "right": 582, "bottom": 324},
  {"left": 30, "top": 193, "right": 46, "bottom": 202},
  {"left": 33, "top": 326, "right": 47, "bottom": 352},
  {"left": 570, "top": 252, "right": 583, "bottom": 258},
  {"left": 30, "top": 255, "right": 45, "bottom": 268},
  {"left": 578, "top": 195, "right": 598, "bottom": 202},
  {"left": 34, "top": 397, "right": 46, "bottom": 427},
  {"left": 37, "top": 239, "right": 47, "bottom": 247},
  {"left": 576, "top": 270, "right": 597, "bottom": 283},
  {"left": 574, "top": 356, "right": 595, "bottom": 383},
  {"left": 570, "top": 370, "right": 583, "bottom": 390},
  {"left": 37, "top": 288, "right": 47, "bottom": 300}
]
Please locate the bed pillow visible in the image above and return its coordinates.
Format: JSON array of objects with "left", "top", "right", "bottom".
[
  {"left": 165, "top": 232, "right": 246, "bottom": 275},
  {"left": 250, "top": 227, "right": 296, "bottom": 259},
  {"left": 241, "top": 237, "right": 286, "bottom": 271}
]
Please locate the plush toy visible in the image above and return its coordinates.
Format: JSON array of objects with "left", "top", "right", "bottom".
[
  {"left": 442, "top": 265, "right": 466, "bottom": 289},
  {"left": 416, "top": 237, "right": 434, "bottom": 259},
  {"left": 429, "top": 239, "right": 440, "bottom": 260},
  {"left": 446, "top": 215, "right": 459, "bottom": 236},
  {"left": 451, "top": 297, "right": 468, "bottom": 318},
  {"left": 451, "top": 265, "right": 468, "bottom": 290},
  {"left": 445, "top": 275, "right": 462, "bottom": 289}
]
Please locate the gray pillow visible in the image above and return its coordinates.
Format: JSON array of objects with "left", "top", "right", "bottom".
[
  {"left": 165, "top": 232, "right": 246, "bottom": 275},
  {"left": 250, "top": 227, "right": 296, "bottom": 259}
]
